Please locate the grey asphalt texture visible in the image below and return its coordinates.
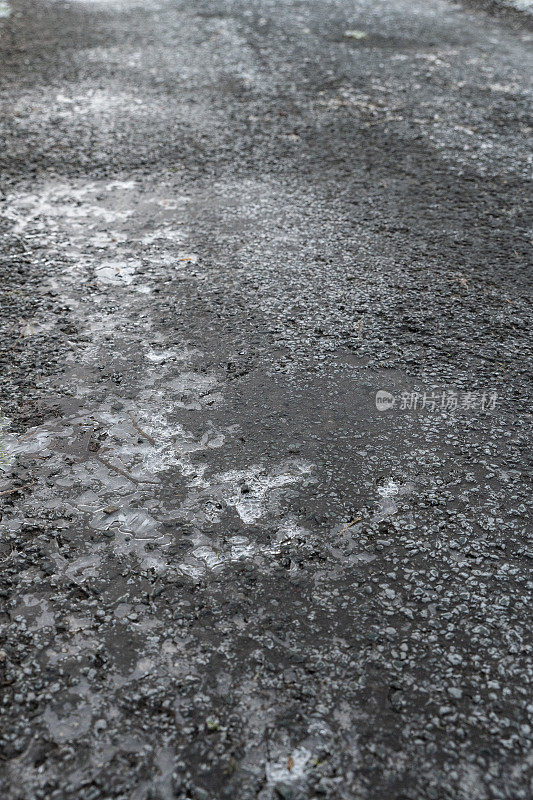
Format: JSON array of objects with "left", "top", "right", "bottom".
[{"left": 0, "top": 0, "right": 532, "bottom": 798}]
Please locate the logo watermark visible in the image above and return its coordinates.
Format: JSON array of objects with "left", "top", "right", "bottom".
[{"left": 376, "top": 389, "right": 498, "bottom": 413}]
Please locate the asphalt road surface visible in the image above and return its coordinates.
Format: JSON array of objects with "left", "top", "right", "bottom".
[{"left": 0, "top": 1, "right": 532, "bottom": 799}]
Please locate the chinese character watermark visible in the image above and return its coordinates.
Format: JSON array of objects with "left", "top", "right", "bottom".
[{"left": 376, "top": 390, "right": 498, "bottom": 413}]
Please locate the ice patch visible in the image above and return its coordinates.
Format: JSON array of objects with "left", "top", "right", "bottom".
[
  {"left": 179, "top": 518, "right": 308, "bottom": 579},
  {"left": 1, "top": 179, "right": 318, "bottom": 586},
  {"left": 176, "top": 460, "right": 313, "bottom": 531},
  {"left": 145, "top": 348, "right": 180, "bottom": 363},
  {"left": 54, "top": 89, "right": 145, "bottom": 117},
  {"left": 377, "top": 478, "right": 400, "bottom": 499},
  {"left": 222, "top": 465, "right": 312, "bottom": 524},
  {"left": 376, "top": 478, "right": 413, "bottom": 520},
  {"left": 106, "top": 180, "right": 137, "bottom": 191},
  {"left": 6, "top": 428, "right": 55, "bottom": 456},
  {"left": 44, "top": 708, "right": 92, "bottom": 742},
  {"left": 5, "top": 184, "right": 131, "bottom": 235},
  {"left": 141, "top": 227, "right": 184, "bottom": 245},
  {"left": 498, "top": 0, "right": 532, "bottom": 10},
  {"left": 95, "top": 261, "right": 137, "bottom": 285},
  {"left": 266, "top": 747, "right": 312, "bottom": 785}
]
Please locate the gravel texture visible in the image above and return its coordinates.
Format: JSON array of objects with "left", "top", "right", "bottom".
[{"left": 0, "top": 1, "right": 532, "bottom": 799}]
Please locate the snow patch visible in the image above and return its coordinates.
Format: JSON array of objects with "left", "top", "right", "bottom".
[
  {"left": 95, "top": 261, "right": 137, "bottom": 285},
  {"left": 266, "top": 747, "right": 312, "bottom": 785}
]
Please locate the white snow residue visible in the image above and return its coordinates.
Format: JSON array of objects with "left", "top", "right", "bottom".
[
  {"left": 6, "top": 428, "right": 55, "bottom": 457},
  {"left": 376, "top": 478, "right": 414, "bottom": 520},
  {"left": 95, "top": 261, "right": 138, "bottom": 285},
  {"left": 1, "top": 179, "right": 317, "bottom": 583},
  {"left": 0, "top": 1, "right": 10, "bottom": 18},
  {"left": 377, "top": 478, "right": 400, "bottom": 500},
  {"left": 265, "top": 747, "right": 312, "bottom": 785},
  {"left": 221, "top": 463, "right": 313, "bottom": 524},
  {"left": 499, "top": 0, "right": 532, "bottom": 10},
  {"left": 177, "top": 515, "right": 309, "bottom": 580},
  {"left": 377, "top": 478, "right": 400, "bottom": 517},
  {"left": 141, "top": 227, "right": 184, "bottom": 245},
  {"left": 0, "top": 413, "right": 10, "bottom": 472},
  {"left": 145, "top": 348, "right": 180, "bottom": 363},
  {"left": 4, "top": 184, "right": 131, "bottom": 236}
]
